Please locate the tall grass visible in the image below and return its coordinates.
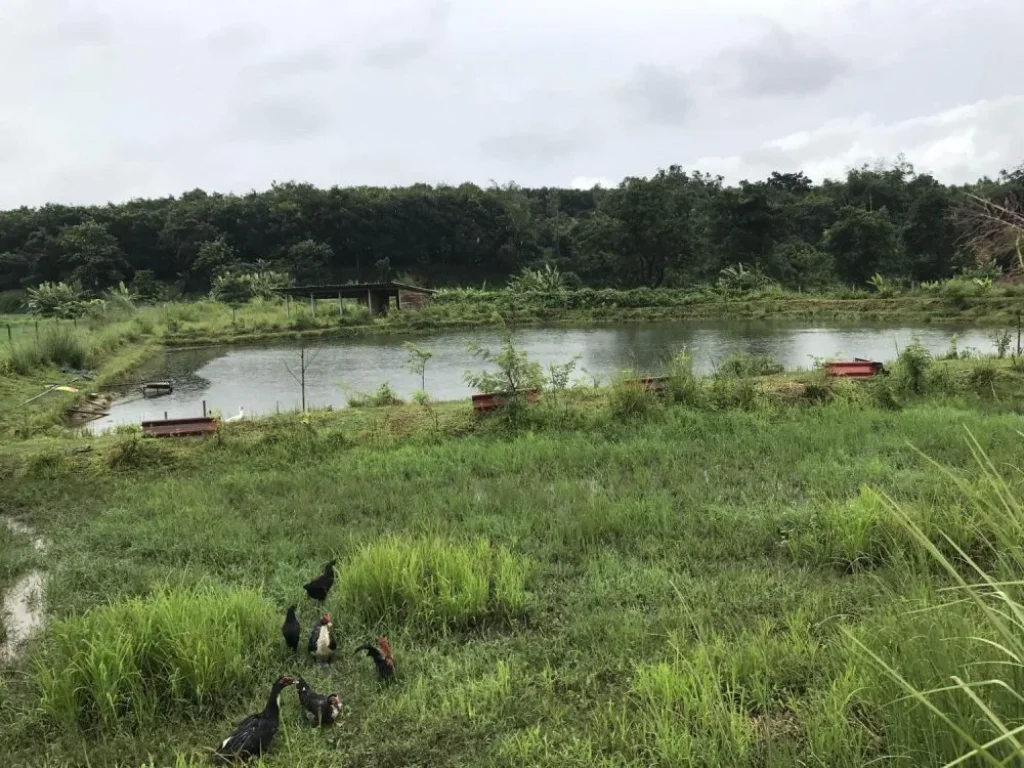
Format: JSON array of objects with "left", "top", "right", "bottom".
[
  {"left": 35, "top": 585, "right": 276, "bottom": 733},
  {"left": 1, "top": 327, "right": 92, "bottom": 375},
  {"left": 851, "top": 431, "right": 1024, "bottom": 765},
  {"left": 334, "top": 536, "right": 530, "bottom": 630}
]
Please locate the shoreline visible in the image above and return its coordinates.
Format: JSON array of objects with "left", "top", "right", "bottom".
[{"left": 158, "top": 295, "right": 1024, "bottom": 348}]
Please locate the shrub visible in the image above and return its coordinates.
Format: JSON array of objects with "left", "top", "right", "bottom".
[
  {"left": 209, "top": 271, "right": 292, "bottom": 304},
  {"left": 967, "top": 361, "right": 999, "bottom": 398},
  {"left": 707, "top": 372, "right": 760, "bottom": 411},
  {"left": 991, "top": 329, "right": 1012, "bottom": 359},
  {"left": 719, "top": 352, "right": 784, "bottom": 378},
  {"left": 607, "top": 370, "right": 661, "bottom": 421},
  {"left": 464, "top": 334, "right": 545, "bottom": 397},
  {"left": 663, "top": 351, "right": 702, "bottom": 406},
  {"left": 716, "top": 263, "right": 775, "bottom": 295},
  {"left": 893, "top": 340, "right": 932, "bottom": 395},
  {"left": 347, "top": 381, "right": 403, "bottom": 408},
  {"left": 35, "top": 586, "right": 276, "bottom": 733},
  {"left": 25, "top": 281, "right": 84, "bottom": 317},
  {"left": 334, "top": 536, "right": 530, "bottom": 630}
]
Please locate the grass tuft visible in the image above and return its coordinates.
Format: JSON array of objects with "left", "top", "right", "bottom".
[
  {"left": 335, "top": 536, "right": 530, "bottom": 631},
  {"left": 35, "top": 585, "right": 276, "bottom": 733}
]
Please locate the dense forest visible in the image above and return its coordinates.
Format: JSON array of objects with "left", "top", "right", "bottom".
[{"left": 1, "top": 158, "right": 1022, "bottom": 300}]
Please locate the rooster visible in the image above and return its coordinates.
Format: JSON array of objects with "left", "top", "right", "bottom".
[
  {"left": 308, "top": 613, "right": 337, "bottom": 664},
  {"left": 281, "top": 606, "right": 300, "bottom": 653},
  {"left": 303, "top": 559, "right": 337, "bottom": 602},
  {"left": 295, "top": 676, "right": 342, "bottom": 727},
  {"left": 356, "top": 635, "right": 395, "bottom": 681},
  {"left": 213, "top": 675, "right": 295, "bottom": 763}
]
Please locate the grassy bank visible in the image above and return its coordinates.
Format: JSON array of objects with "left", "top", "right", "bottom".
[
  {"left": 2, "top": 353, "right": 1024, "bottom": 765},
  {"left": 3, "top": 286, "right": 1023, "bottom": 353}
]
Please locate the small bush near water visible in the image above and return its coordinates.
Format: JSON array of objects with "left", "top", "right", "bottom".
[
  {"left": 35, "top": 586, "right": 276, "bottom": 733},
  {"left": 335, "top": 536, "right": 530, "bottom": 631},
  {"left": 347, "top": 381, "right": 403, "bottom": 408}
]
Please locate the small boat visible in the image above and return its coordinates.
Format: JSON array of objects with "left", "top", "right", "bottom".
[{"left": 141, "top": 381, "right": 173, "bottom": 397}]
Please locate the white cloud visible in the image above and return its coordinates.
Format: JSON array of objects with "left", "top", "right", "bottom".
[
  {"left": 0, "top": 0, "right": 1021, "bottom": 206},
  {"left": 696, "top": 96, "right": 1024, "bottom": 183}
]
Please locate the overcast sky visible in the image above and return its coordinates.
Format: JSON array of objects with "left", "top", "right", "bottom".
[{"left": 1, "top": 0, "right": 1022, "bottom": 208}]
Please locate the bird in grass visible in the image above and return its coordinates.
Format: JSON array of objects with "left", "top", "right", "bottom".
[
  {"left": 213, "top": 675, "right": 295, "bottom": 763},
  {"left": 303, "top": 559, "right": 337, "bottom": 602},
  {"left": 281, "top": 606, "right": 301, "bottom": 653},
  {"left": 308, "top": 613, "right": 337, "bottom": 664},
  {"left": 356, "top": 635, "right": 395, "bottom": 681},
  {"left": 295, "top": 676, "right": 342, "bottom": 727},
  {"left": 224, "top": 406, "right": 245, "bottom": 423}
]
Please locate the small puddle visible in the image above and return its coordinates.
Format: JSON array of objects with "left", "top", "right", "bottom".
[{"left": 1, "top": 517, "right": 47, "bottom": 664}]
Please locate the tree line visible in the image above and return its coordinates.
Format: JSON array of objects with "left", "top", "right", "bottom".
[{"left": 1, "top": 158, "right": 1022, "bottom": 300}]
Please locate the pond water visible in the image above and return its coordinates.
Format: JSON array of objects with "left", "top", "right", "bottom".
[{"left": 87, "top": 320, "right": 1000, "bottom": 433}]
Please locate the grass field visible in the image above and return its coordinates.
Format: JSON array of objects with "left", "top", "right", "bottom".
[{"left": 3, "top": 356, "right": 1024, "bottom": 765}]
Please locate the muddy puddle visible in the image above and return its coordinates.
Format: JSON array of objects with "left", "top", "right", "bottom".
[{"left": 1, "top": 517, "right": 47, "bottom": 664}]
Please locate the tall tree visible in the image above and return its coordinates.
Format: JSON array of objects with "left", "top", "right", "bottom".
[
  {"left": 599, "top": 166, "right": 696, "bottom": 287},
  {"left": 55, "top": 220, "right": 128, "bottom": 291},
  {"left": 823, "top": 206, "right": 900, "bottom": 285}
]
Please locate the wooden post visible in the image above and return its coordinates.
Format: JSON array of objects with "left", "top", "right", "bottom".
[
  {"left": 286, "top": 294, "right": 291, "bottom": 317},
  {"left": 73, "top": 317, "right": 77, "bottom": 328},
  {"left": 300, "top": 346, "right": 306, "bottom": 412},
  {"left": 6, "top": 325, "right": 11, "bottom": 345},
  {"left": 310, "top": 294, "right": 316, "bottom": 318},
  {"left": 164, "top": 411, "right": 168, "bottom": 420},
  {"left": 202, "top": 400, "right": 207, "bottom": 418},
  {"left": 338, "top": 291, "right": 343, "bottom": 317},
  {"left": 35, "top": 321, "right": 39, "bottom": 340}
]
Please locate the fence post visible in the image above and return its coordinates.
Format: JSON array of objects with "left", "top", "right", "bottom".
[
  {"left": 35, "top": 321, "right": 39, "bottom": 340},
  {"left": 6, "top": 325, "right": 11, "bottom": 345},
  {"left": 202, "top": 400, "right": 207, "bottom": 418},
  {"left": 164, "top": 411, "right": 168, "bottom": 420}
]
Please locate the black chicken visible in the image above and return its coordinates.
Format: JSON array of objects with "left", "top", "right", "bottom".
[
  {"left": 356, "top": 635, "right": 395, "bottom": 681},
  {"left": 308, "top": 613, "right": 337, "bottom": 664},
  {"left": 295, "top": 676, "right": 342, "bottom": 727},
  {"left": 281, "top": 606, "right": 300, "bottom": 653},
  {"left": 213, "top": 675, "right": 295, "bottom": 763},
  {"left": 303, "top": 559, "right": 337, "bottom": 602}
]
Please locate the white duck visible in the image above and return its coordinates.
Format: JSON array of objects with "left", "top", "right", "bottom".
[{"left": 224, "top": 406, "right": 245, "bottom": 423}]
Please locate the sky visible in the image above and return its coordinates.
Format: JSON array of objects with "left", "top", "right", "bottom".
[{"left": 0, "top": 0, "right": 1022, "bottom": 208}]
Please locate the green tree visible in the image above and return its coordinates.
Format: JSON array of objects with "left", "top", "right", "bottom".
[
  {"left": 900, "top": 177, "right": 958, "bottom": 281},
  {"left": 823, "top": 206, "right": 900, "bottom": 285},
  {"left": 287, "top": 239, "right": 333, "bottom": 283},
  {"left": 599, "top": 166, "right": 696, "bottom": 287},
  {"left": 192, "top": 237, "right": 239, "bottom": 288},
  {"left": 55, "top": 220, "right": 128, "bottom": 291}
]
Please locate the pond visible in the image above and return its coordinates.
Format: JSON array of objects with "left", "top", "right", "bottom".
[{"left": 87, "top": 320, "right": 1002, "bottom": 433}]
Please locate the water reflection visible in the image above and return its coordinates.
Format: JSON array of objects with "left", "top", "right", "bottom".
[{"left": 88, "top": 320, "right": 995, "bottom": 432}]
